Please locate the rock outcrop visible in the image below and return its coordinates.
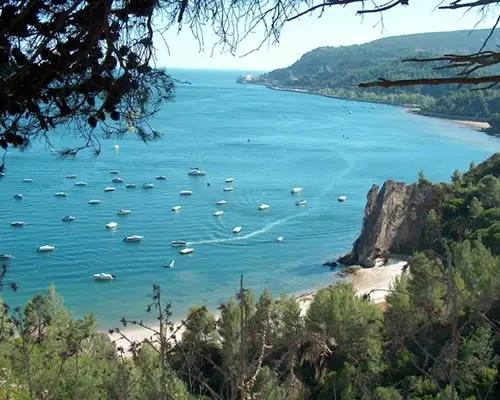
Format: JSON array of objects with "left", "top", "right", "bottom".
[{"left": 340, "top": 180, "right": 438, "bottom": 267}]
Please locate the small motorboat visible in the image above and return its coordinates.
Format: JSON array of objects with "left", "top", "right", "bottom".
[
  {"left": 295, "top": 200, "right": 307, "bottom": 206},
  {"left": 123, "top": 235, "right": 144, "bottom": 242},
  {"left": 155, "top": 175, "right": 167, "bottom": 180},
  {"left": 104, "top": 186, "right": 115, "bottom": 192},
  {"left": 0, "top": 254, "right": 14, "bottom": 260},
  {"left": 93, "top": 273, "right": 116, "bottom": 281},
  {"left": 117, "top": 209, "right": 131, "bottom": 215},
  {"left": 225, "top": 178, "right": 234, "bottom": 183},
  {"left": 106, "top": 222, "right": 118, "bottom": 229},
  {"left": 62, "top": 216, "right": 76, "bottom": 222},
  {"left": 258, "top": 203, "right": 270, "bottom": 211},
  {"left": 14, "top": 194, "right": 23, "bottom": 200},
  {"left": 23, "top": 178, "right": 33, "bottom": 183},
  {"left": 11, "top": 221, "right": 24, "bottom": 227},
  {"left": 171, "top": 240, "right": 187, "bottom": 247},
  {"left": 54, "top": 192, "right": 67, "bottom": 197},
  {"left": 38, "top": 245, "right": 55, "bottom": 252},
  {"left": 109, "top": 170, "right": 120, "bottom": 174},
  {"left": 214, "top": 210, "right": 224, "bottom": 216},
  {"left": 216, "top": 200, "right": 227, "bottom": 206},
  {"left": 66, "top": 174, "right": 78, "bottom": 179},
  {"left": 188, "top": 168, "right": 206, "bottom": 176},
  {"left": 338, "top": 195, "right": 347, "bottom": 202},
  {"left": 114, "top": 144, "right": 120, "bottom": 151},
  {"left": 171, "top": 206, "right": 182, "bottom": 212},
  {"left": 125, "top": 184, "right": 136, "bottom": 189},
  {"left": 142, "top": 183, "right": 154, "bottom": 189},
  {"left": 112, "top": 177, "right": 124, "bottom": 183},
  {"left": 74, "top": 181, "right": 88, "bottom": 187},
  {"left": 88, "top": 199, "right": 101, "bottom": 204},
  {"left": 232, "top": 226, "right": 242, "bottom": 234},
  {"left": 163, "top": 260, "right": 175, "bottom": 268},
  {"left": 0, "top": 172, "right": 5, "bottom": 177},
  {"left": 223, "top": 187, "right": 234, "bottom": 192},
  {"left": 179, "top": 248, "right": 194, "bottom": 255},
  {"left": 276, "top": 236, "right": 284, "bottom": 242},
  {"left": 179, "top": 190, "right": 193, "bottom": 196},
  {"left": 291, "top": 187, "right": 303, "bottom": 194}
]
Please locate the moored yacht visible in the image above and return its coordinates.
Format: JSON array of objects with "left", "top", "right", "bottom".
[
  {"left": 14, "top": 194, "right": 23, "bottom": 200},
  {"left": 11, "top": 221, "right": 24, "bottom": 227},
  {"left": 225, "top": 177, "right": 234, "bottom": 183},
  {"left": 290, "top": 187, "right": 303, "bottom": 194},
  {"left": 171, "top": 206, "right": 182, "bottom": 212},
  {"left": 106, "top": 222, "right": 118, "bottom": 229},
  {"left": 232, "top": 226, "right": 242, "bottom": 234},
  {"left": 258, "top": 203, "right": 270, "bottom": 211},
  {"left": 216, "top": 200, "right": 227, "bottom": 205},
  {"left": 188, "top": 167, "right": 206, "bottom": 176},
  {"left": 54, "top": 192, "right": 67, "bottom": 197},
  {"left": 93, "top": 273, "right": 116, "bottom": 281},
  {"left": 0, "top": 254, "right": 14, "bottom": 260},
  {"left": 155, "top": 175, "right": 167, "bottom": 180},
  {"left": 223, "top": 187, "right": 233, "bottom": 192},
  {"left": 171, "top": 240, "right": 187, "bottom": 247},
  {"left": 62, "top": 216, "right": 76, "bottom": 222},
  {"left": 66, "top": 174, "right": 78, "bottom": 179},
  {"left": 125, "top": 184, "right": 136, "bottom": 189},
  {"left": 23, "top": 178, "right": 33, "bottom": 183},
  {"left": 338, "top": 195, "right": 347, "bottom": 202},
  {"left": 38, "top": 245, "right": 55, "bottom": 252},
  {"left": 104, "top": 186, "right": 115, "bottom": 192},
  {"left": 276, "top": 236, "right": 284, "bottom": 242},
  {"left": 179, "top": 248, "right": 194, "bottom": 255},
  {"left": 213, "top": 210, "right": 224, "bottom": 216},
  {"left": 109, "top": 170, "right": 120, "bottom": 174},
  {"left": 74, "top": 181, "right": 88, "bottom": 187},
  {"left": 123, "top": 235, "right": 144, "bottom": 242},
  {"left": 117, "top": 209, "right": 131, "bottom": 215},
  {"left": 142, "top": 183, "right": 154, "bottom": 189},
  {"left": 164, "top": 260, "right": 175, "bottom": 268},
  {"left": 179, "top": 190, "right": 193, "bottom": 196},
  {"left": 295, "top": 200, "right": 307, "bottom": 206},
  {"left": 112, "top": 177, "right": 124, "bottom": 183},
  {"left": 88, "top": 199, "right": 101, "bottom": 205}
]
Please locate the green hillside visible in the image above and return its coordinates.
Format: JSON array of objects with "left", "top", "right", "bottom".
[{"left": 244, "top": 30, "right": 500, "bottom": 126}]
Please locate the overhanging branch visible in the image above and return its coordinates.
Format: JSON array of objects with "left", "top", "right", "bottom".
[{"left": 359, "top": 75, "right": 500, "bottom": 87}]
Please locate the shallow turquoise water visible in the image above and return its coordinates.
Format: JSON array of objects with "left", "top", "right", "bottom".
[{"left": 0, "top": 69, "right": 498, "bottom": 328}]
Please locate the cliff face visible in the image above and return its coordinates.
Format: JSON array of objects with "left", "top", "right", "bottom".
[{"left": 340, "top": 180, "right": 438, "bottom": 267}]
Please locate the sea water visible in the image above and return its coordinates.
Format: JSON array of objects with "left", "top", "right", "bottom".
[{"left": 0, "top": 69, "right": 498, "bottom": 328}]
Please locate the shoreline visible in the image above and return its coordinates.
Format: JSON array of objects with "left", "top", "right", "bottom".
[
  {"left": 264, "top": 85, "right": 492, "bottom": 132},
  {"left": 107, "top": 258, "right": 408, "bottom": 350}
]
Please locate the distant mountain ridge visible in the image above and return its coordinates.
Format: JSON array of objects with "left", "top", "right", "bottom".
[{"left": 239, "top": 29, "right": 500, "bottom": 125}]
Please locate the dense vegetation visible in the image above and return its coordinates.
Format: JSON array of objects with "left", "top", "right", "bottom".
[
  {"left": 0, "top": 154, "right": 499, "bottom": 399},
  {"left": 246, "top": 30, "right": 500, "bottom": 124}
]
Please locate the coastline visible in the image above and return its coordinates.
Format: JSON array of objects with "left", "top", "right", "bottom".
[
  {"left": 107, "top": 258, "right": 408, "bottom": 350},
  {"left": 263, "top": 85, "right": 491, "bottom": 132}
]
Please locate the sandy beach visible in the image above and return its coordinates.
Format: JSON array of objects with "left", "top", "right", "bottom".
[{"left": 108, "top": 258, "right": 408, "bottom": 350}]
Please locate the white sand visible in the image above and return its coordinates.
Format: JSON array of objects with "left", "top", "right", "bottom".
[{"left": 107, "top": 259, "right": 408, "bottom": 350}]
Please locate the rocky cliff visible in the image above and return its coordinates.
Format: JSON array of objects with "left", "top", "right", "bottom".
[{"left": 339, "top": 180, "right": 438, "bottom": 267}]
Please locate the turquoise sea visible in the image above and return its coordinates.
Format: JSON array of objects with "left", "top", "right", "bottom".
[{"left": 0, "top": 69, "right": 499, "bottom": 328}]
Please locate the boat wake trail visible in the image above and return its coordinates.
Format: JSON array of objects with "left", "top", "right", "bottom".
[{"left": 187, "top": 211, "right": 310, "bottom": 246}]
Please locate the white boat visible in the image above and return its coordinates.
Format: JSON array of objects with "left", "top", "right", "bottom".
[
  {"left": 164, "top": 260, "right": 175, "bottom": 268},
  {"left": 54, "top": 192, "right": 67, "bottom": 197},
  {"left": 232, "top": 226, "right": 242, "bottom": 234},
  {"left": 213, "top": 210, "right": 224, "bottom": 216},
  {"left": 179, "top": 190, "right": 193, "bottom": 196},
  {"left": 88, "top": 199, "right": 101, "bottom": 205},
  {"left": 276, "top": 236, "right": 284, "bottom": 242},
  {"left": 62, "top": 216, "right": 76, "bottom": 222},
  {"left": 93, "top": 273, "right": 116, "bottom": 281},
  {"left": 216, "top": 200, "right": 227, "bottom": 206},
  {"left": 104, "top": 186, "right": 115, "bottom": 192},
  {"left": 0, "top": 172, "right": 5, "bottom": 177},
  {"left": 180, "top": 248, "right": 194, "bottom": 255},
  {"left": 117, "top": 209, "right": 131, "bottom": 215},
  {"left": 225, "top": 178, "right": 234, "bottom": 183},
  {"left": 142, "top": 183, "right": 154, "bottom": 189},
  {"left": 155, "top": 175, "right": 167, "bottom": 180},
  {"left": 38, "top": 245, "right": 55, "bottom": 252},
  {"left": 188, "top": 167, "right": 206, "bottom": 176},
  {"left": 23, "top": 178, "right": 33, "bottom": 183},
  {"left": 123, "top": 235, "right": 143, "bottom": 242},
  {"left": 112, "top": 177, "right": 123, "bottom": 183},
  {"left": 114, "top": 144, "right": 120, "bottom": 151},
  {"left": 0, "top": 254, "right": 14, "bottom": 260},
  {"left": 338, "top": 195, "right": 347, "bottom": 202},
  {"left": 10, "top": 221, "right": 24, "bottom": 227},
  {"left": 74, "top": 181, "right": 88, "bottom": 187},
  {"left": 106, "top": 222, "right": 118, "bottom": 229},
  {"left": 171, "top": 240, "right": 187, "bottom": 247},
  {"left": 14, "top": 194, "right": 23, "bottom": 200},
  {"left": 291, "top": 187, "right": 303, "bottom": 194},
  {"left": 109, "top": 170, "right": 120, "bottom": 174},
  {"left": 296, "top": 200, "right": 307, "bottom": 206},
  {"left": 223, "top": 187, "right": 234, "bottom": 192},
  {"left": 171, "top": 206, "right": 182, "bottom": 212},
  {"left": 66, "top": 174, "right": 78, "bottom": 179},
  {"left": 125, "top": 184, "right": 136, "bottom": 189},
  {"left": 258, "top": 203, "right": 270, "bottom": 211}
]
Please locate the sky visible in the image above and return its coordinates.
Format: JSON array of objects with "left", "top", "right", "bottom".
[{"left": 155, "top": 1, "right": 499, "bottom": 72}]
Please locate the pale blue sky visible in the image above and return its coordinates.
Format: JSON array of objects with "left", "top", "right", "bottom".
[{"left": 155, "top": 2, "right": 498, "bottom": 71}]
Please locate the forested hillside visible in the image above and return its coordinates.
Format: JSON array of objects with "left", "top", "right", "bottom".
[
  {"left": 0, "top": 154, "right": 499, "bottom": 399},
  {"left": 243, "top": 30, "right": 500, "bottom": 126}
]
